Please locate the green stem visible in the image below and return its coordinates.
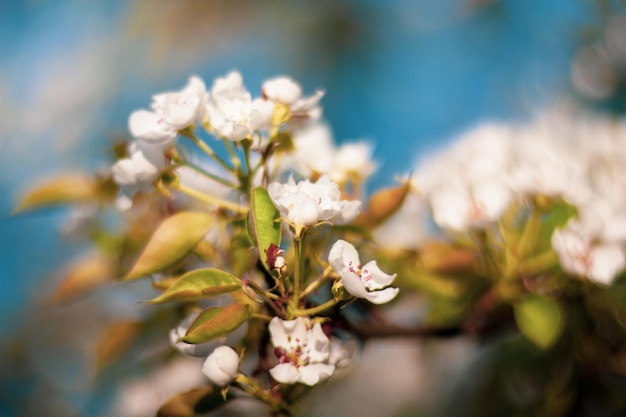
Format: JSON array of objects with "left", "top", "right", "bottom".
[
  {"left": 179, "top": 161, "right": 236, "bottom": 188},
  {"left": 243, "top": 279, "right": 286, "bottom": 318},
  {"left": 175, "top": 183, "right": 248, "bottom": 214},
  {"left": 250, "top": 313, "right": 273, "bottom": 322},
  {"left": 234, "top": 374, "right": 291, "bottom": 416},
  {"left": 181, "top": 129, "right": 235, "bottom": 173},
  {"left": 222, "top": 138, "right": 242, "bottom": 172},
  {"left": 288, "top": 231, "right": 306, "bottom": 317},
  {"left": 294, "top": 298, "right": 341, "bottom": 317},
  {"left": 300, "top": 266, "right": 334, "bottom": 297},
  {"left": 242, "top": 139, "right": 253, "bottom": 177}
]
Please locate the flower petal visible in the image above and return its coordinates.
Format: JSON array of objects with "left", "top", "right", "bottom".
[
  {"left": 328, "top": 239, "right": 360, "bottom": 274},
  {"left": 269, "top": 363, "right": 300, "bottom": 384},
  {"left": 363, "top": 286, "right": 399, "bottom": 304},
  {"left": 306, "top": 323, "right": 330, "bottom": 363},
  {"left": 298, "top": 363, "right": 335, "bottom": 386},
  {"left": 361, "top": 260, "right": 397, "bottom": 290}
]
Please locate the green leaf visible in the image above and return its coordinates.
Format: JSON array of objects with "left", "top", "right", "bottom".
[
  {"left": 147, "top": 268, "right": 241, "bottom": 304},
  {"left": 157, "top": 387, "right": 233, "bottom": 417},
  {"left": 182, "top": 303, "right": 251, "bottom": 344},
  {"left": 124, "top": 212, "right": 213, "bottom": 280},
  {"left": 514, "top": 295, "right": 565, "bottom": 349},
  {"left": 14, "top": 174, "right": 96, "bottom": 213},
  {"left": 248, "top": 187, "right": 281, "bottom": 271}
]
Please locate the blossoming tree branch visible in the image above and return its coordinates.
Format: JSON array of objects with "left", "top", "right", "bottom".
[{"left": 16, "top": 70, "right": 626, "bottom": 416}]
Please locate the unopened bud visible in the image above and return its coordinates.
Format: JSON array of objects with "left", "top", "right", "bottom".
[
  {"left": 202, "top": 346, "right": 240, "bottom": 386},
  {"left": 266, "top": 243, "right": 286, "bottom": 270}
]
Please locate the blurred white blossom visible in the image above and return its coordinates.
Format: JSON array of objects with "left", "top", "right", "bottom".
[
  {"left": 262, "top": 75, "right": 324, "bottom": 122},
  {"left": 205, "top": 71, "right": 273, "bottom": 141},
  {"left": 111, "top": 141, "right": 167, "bottom": 210},
  {"left": 151, "top": 75, "right": 208, "bottom": 131}
]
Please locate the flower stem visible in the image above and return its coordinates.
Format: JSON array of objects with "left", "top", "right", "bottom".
[
  {"left": 179, "top": 161, "right": 236, "bottom": 188},
  {"left": 234, "top": 374, "right": 291, "bottom": 416},
  {"left": 175, "top": 183, "right": 248, "bottom": 214},
  {"left": 288, "top": 231, "right": 306, "bottom": 317},
  {"left": 222, "top": 138, "right": 242, "bottom": 172},
  {"left": 250, "top": 313, "right": 273, "bottom": 322},
  {"left": 300, "top": 266, "right": 334, "bottom": 297},
  {"left": 181, "top": 129, "right": 235, "bottom": 173},
  {"left": 294, "top": 298, "right": 341, "bottom": 317},
  {"left": 243, "top": 279, "right": 286, "bottom": 318}
]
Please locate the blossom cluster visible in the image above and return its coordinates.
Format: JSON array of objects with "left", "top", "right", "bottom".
[
  {"left": 95, "top": 70, "right": 400, "bottom": 413},
  {"left": 28, "top": 65, "right": 626, "bottom": 417},
  {"left": 412, "top": 107, "right": 626, "bottom": 286}
]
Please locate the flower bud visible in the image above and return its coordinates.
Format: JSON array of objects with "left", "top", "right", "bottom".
[{"left": 202, "top": 346, "right": 240, "bottom": 386}]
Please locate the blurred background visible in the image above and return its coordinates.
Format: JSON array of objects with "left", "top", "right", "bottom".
[{"left": 1, "top": 0, "right": 626, "bottom": 416}]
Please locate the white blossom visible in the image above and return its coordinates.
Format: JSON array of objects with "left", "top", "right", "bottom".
[
  {"left": 552, "top": 218, "right": 626, "bottom": 286},
  {"left": 128, "top": 109, "right": 177, "bottom": 146},
  {"left": 283, "top": 122, "right": 377, "bottom": 183},
  {"left": 262, "top": 76, "right": 303, "bottom": 105},
  {"left": 329, "top": 239, "right": 399, "bottom": 304},
  {"left": 414, "top": 122, "right": 514, "bottom": 231},
  {"left": 269, "top": 317, "right": 335, "bottom": 386},
  {"left": 268, "top": 176, "right": 361, "bottom": 227},
  {"left": 151, "top": 75, "right": 207, "bottom": 131},
  {"left": 262, "top": 76, "right": 324, "bottom": 122},
  {"left": 205, "top": 71, "right": 273, "bottom": 141},
  {"left": 106, "top": 357, "right": 205, "bottom": 417},
  {"left": 202, "top": 346, "right": 240, "bottom": 386},
  {"left": 328, "top": 335, "right": 360, "bottom": 369},
  {"left": 111, "top": 141, "right": 166, "bottom": 210}
]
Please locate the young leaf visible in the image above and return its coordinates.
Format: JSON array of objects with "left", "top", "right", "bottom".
[
  {"left": 248, "top": 187, "right": 281, "bottom": 271},
  {"left": 48, "top": 253, "right": 115, "bottom": 305},
  {"left": 181, "top": 303, "right": 252, "bottom": 344},
  {"left": 94, "top": 320, "right": 143, "bottom": 370},
  {"left": 124, "top": 212, "right": 213, "bottom": 280},
  {"left": 514, "top": 295, "right": 565, "bottom": 350},
  {"left": 156, "top": 387, "right": 233, "bottom": 417},
  {"left": 14, "top": 174, "right": 96, "bottom": 213},
  {"left": 147, "top": 268, "right": 241, "bottom": 304},
  {"left": 355, "top": 182, "right": 410, "bottom": 228}
]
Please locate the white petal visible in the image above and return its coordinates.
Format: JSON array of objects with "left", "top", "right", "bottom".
[
  {"left": 262, "top": 76, "right": 302, "bottom": 104},
  {"left": 363, "top": 286, "right": 399, "bottom": 304},
  {"left": 361, "top": 260, "right": 397, "bottom": 290},
  {"left": 298, "top": 363, "right": 335, "bottom": 386},
  {"left": 111, "top": 158, "right": 137, "bottom": 186},
  {"left": 269, "top": 317, "right": 308, "bottom": 348},
  {"left": 328, "top": 239, "right": 360, "bottom": 274},
  {"left": 341, "top": 271, "right": 370, "bottom": 299},
  {"left": 248, "top": 98, "right": 274, "bottom": 130},
  {"left": 269, "top": 363, "right": 300, "bottom": 384},
  {"left": 128, "top": 110, "right": 176, "bottom": 145},
  {"left": 306, "top": 323, "right": 331, "bottom": 363},
  {"left": 115, "top": 189, "right": 134, "bottom": 211},
  {"left": 589, "top": 245, "right": 626, "bottom": 285},
  {"left": 330, "top": 200, "right": 362, "bottom": 224},
  {"left": 289, "top": 193, "right": 320, "bottom": 226}
]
